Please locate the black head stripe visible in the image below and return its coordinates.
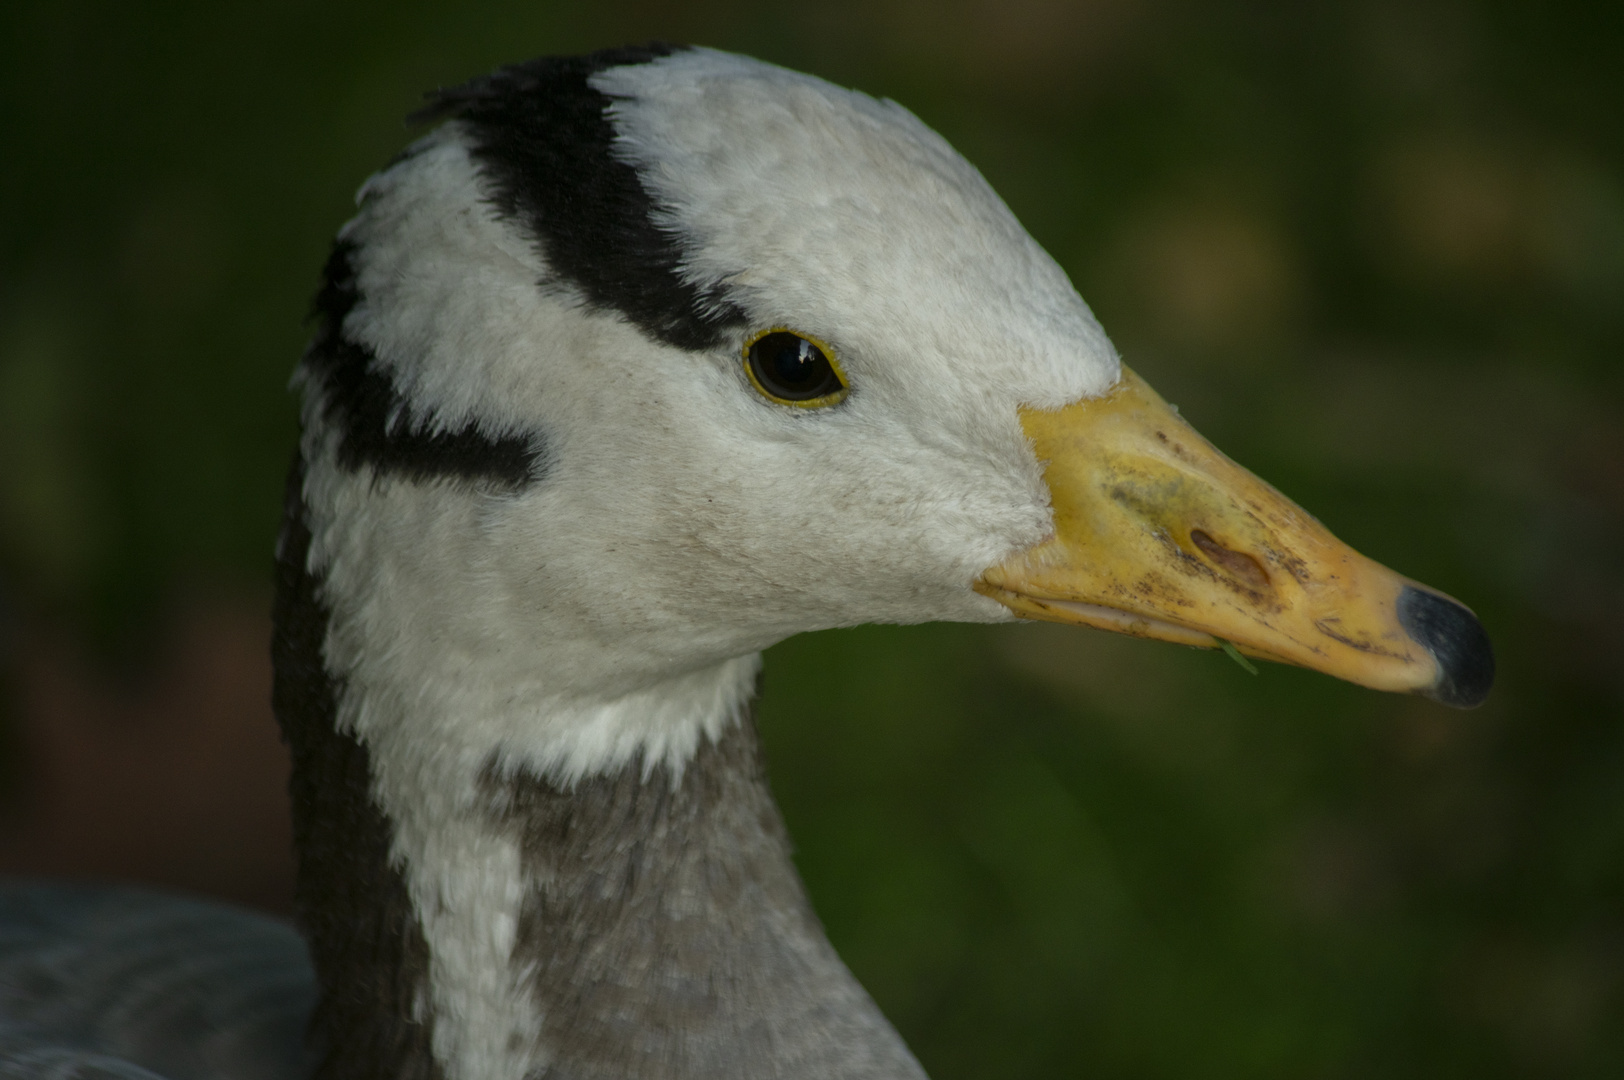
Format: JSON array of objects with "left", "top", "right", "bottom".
[
  {"left": 304, "top": 241, "right": 545, "bottom": 490},
  {"left": 417, "top": 44, "right": 748, "bottom": 352}
]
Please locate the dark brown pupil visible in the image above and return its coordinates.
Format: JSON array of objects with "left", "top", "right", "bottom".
[{"left": 749, "top": 332, "right": 841, "bottom": 401}]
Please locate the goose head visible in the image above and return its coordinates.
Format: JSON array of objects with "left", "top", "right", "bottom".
[
  {"left": 299, "top": 47, "right": 1488, "bottom": 778},
  {"left": 279, "top": 43, "right": 1493, "bottom": 1079}
]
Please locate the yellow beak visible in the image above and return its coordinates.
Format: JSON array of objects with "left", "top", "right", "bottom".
[{"left": 978, "top": 367, "right": 1494, "bottom": 708}]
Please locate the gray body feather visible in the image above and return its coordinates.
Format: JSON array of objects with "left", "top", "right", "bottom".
[{"left": 0, "top": 884, "right": 313, "bottom": 1080}]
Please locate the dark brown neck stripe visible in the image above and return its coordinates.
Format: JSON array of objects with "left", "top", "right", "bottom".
[{"left": 271, "top": 456, "right": 444, "bottom": 1080}]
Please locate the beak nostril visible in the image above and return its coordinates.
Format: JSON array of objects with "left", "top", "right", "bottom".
[{"left": 1190, "top": 529, "right": 1270, "bottom": 590}]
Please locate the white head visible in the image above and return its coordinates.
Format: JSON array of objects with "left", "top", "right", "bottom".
[
  {"left": 294, "top": 41, "right": 1484, "bottom": 802},
  {"left": 294, "top": 45, "right": 1121, "bottom": 782}
]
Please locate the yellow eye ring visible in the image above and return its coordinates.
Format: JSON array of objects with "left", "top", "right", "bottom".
[{"left": 742, "top": 328, "right": 850, "bottom": 409}]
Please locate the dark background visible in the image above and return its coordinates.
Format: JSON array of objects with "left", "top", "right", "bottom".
[{"left": 2, "top": 1, "right": 1621, "bottom": 1076}]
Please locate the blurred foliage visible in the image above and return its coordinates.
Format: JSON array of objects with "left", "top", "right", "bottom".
[{"left": 2, "top": 0, "right": 1622, "bottom": 1076}]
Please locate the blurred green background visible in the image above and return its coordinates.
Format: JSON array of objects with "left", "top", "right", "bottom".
[{"left": 2, "top": 0, "right": 1621, "bottom": 1077}]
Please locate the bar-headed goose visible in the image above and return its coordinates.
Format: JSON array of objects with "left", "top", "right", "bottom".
[{"left": 0, "top": 43, "right": 1492, "bottom": 1080}]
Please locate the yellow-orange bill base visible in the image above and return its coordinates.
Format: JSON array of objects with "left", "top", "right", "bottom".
[{"left": 978, "top": 367, "right": 1494, "bottom": 708}]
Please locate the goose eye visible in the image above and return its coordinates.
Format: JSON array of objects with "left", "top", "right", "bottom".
[{"left": 744, "top": 329, "right": 848, "bottom": 407}]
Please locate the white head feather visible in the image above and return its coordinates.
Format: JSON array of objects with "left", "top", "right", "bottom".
[{"left": 299, "top": 46, "right": 1120, "bottom": 785}]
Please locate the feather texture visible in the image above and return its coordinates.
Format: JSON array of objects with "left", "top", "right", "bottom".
[{"left": 0, "top": 884, "right": 313, "bottom": 1080}]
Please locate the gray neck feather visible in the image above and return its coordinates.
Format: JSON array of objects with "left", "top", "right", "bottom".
[{"left": 486, "top": 717, "right": 927, "bottom": 1080}]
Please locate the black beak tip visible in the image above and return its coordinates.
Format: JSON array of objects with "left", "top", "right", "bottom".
[{"left": 1397, "top": 586, "right": 1495, "bottom": 709}]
